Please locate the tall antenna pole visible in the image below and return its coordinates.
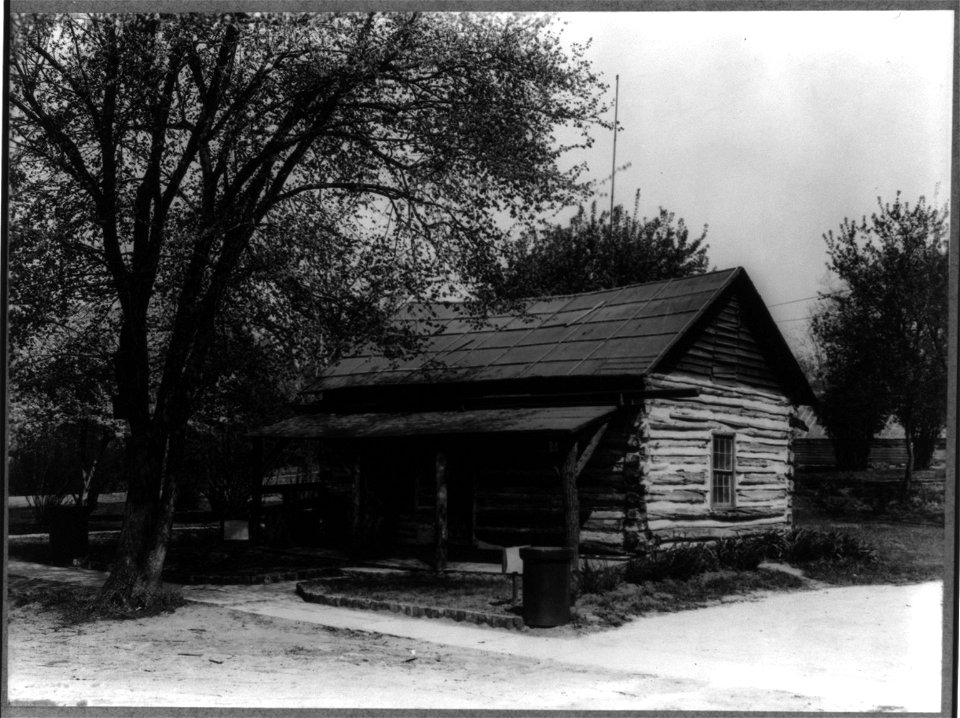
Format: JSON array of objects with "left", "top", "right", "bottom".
[{"left": 609, "top": 74, "right": 620, "bottom": 232}]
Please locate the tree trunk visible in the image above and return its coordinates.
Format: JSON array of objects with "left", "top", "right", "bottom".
[
  {"left": 98, "top": 430, "right": 176, "bottom": 608},
  {"left": 901, "top": 415, "right": 914, "bottom": 497},
  {"left": 911, "top": 422, "right": 939, "bottom": 470}
]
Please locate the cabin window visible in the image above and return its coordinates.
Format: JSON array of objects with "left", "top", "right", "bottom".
[{"left": 711, "top": 434, "right": 736, "bottom": 508}]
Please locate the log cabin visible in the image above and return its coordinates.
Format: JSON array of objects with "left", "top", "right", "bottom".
[{"left": 250, "top": 267, "right": 815, "bottom": 568}]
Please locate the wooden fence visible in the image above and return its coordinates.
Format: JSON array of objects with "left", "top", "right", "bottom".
[{"left": 794, "top": 438, "right": 947, "bottom": 469}]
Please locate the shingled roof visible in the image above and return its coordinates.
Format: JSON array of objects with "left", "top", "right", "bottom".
[{"left": 306, "top": 267, "right": 814, "bottom": 404}]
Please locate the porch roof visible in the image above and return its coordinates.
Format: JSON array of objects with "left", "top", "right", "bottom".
[{"left": 250, "top": 405, "right": 617, "bottom": 440}]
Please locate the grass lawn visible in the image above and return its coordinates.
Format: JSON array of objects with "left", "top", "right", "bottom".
[
  {"left": 7, "top": 529, "right": 345, "bottom": 584},
  {"left": 571, "top": 568, "right": 806, "bottom": 628},
  {"left": 302, "top": 571, "right": 524, "bottom": 616},
  {"left": 791, "top": 498, "right": 944, "bottom": 585}
]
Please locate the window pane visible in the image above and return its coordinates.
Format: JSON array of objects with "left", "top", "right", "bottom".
[
  {"left": 712, "top": 435, "right": 735, "bottom": 507},
  {"left": 712, "top": 471, "right": 732, "bottom": 505},
  {"left": 713, "top": 435, "right": 733, "bottom": 470}
]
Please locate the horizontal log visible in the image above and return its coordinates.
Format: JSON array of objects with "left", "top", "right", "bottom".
[
  {"left": 645, "top": 457, "right": 707, "bottom": 468},
  {"left": 580, "top": 530, "right": 623, "bottom": 547},
  {"left": 647, "top": 503, "right": 785, "bottom": 520},
  {"left": 655, "top": 412, "right": 789, "bottom": 435},
  {"left": 476, "top": 525, "right": 562, "bottom": 536},
  {"left": 646, "top": 401, "right": 789, "bottom": 421},
  {"left": 644, "top": 470, "right": 708, "bottom": 485},
  {"left": 735, "top": 492, "right": 787, "bottom": 504},
  {"left": 646, "top": 501, "right": 712, "bottom": 516},
  {"left": 645, "top": 488, "right": 707, "bottom": 503},
  {"left": 671, "top": 391, "right": 790, "bottom": 417},
  {"left": 736, "top": 485, "right": 786, "bottom": 497},
  {"left": 644, "top": 421, "right": 788, "bottom": 441},
  {"left": 738, "top": 448, "right": 789, "bottom": 460},
  {"left": 477, "top": 487, "right": 558, "bottom": 498},
  {"left": 647, "top": 373, "right": 791, "bottom": 405},
  {"left": 737, "top": 476, "right": 787, "bottom": 489},
  {"left": 581, "top": 520, "right": 623, "bottom": 533},
  {"left": 476, "top": 506, "right": 561, "bottom": 518},
  {"left": 647, "top": 514, "right": 787, "bottom": 532},
  {"left": 653, "top": 524, "right": 788, "bottom": 542},
  {"left": 649, "top": 385, "right": 789, "bottom": 410},
  {"left": 736, "top": 458, "right": 780, "bottom": 469},
  {"left": 581, "top": 498, "right": 629, "bottom": 510},
  {"left": 643, "top": 445, "right": 711, "bottom": 457},
  {"left": 642, "top": 429, "right": 714, "bottom": 440},
  {"left": 585, "top": 510, "right": 628, "bottom": 521}
]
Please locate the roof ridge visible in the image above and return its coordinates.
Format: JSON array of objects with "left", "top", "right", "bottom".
[{"left": 397, "top": 267, "right": 742, "bottom": 310}]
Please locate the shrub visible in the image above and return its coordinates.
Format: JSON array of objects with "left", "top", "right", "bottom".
[
  {"left": 577, "top": 560, "right": 625, "bottom": 595},
  {"left": 623, "top": 543, "right": 719, "bottom": 583},
  {"left": 752, "top": 528, "right": 878, "bottom": 565},
  {"left": 780, "top": 528, "right": 878, "bottom": 564},
  {"left": 745, "top": 530, "right": 790, "bottom": 560},
  {"left": 714, "top": 536, "right": 767, "bottom": 571}
]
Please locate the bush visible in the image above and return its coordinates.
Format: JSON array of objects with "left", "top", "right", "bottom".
[
  {"left": 577, "top": 560, "right": 625, "bottom": 595},
  {"left": 781, "top": 528, "right": 878, "bottom": 564},
  {"left": 624, "top": 543, "right": 719, "bottom": 583},
  {"left": 600, "top": 528, "right": 878, "bottom": 590},
  {"left": 714, "top": 536, "right": 766, "bottom": 571},
  {"left": 751, "top": 528, "right": 878, "bottom": 565}
]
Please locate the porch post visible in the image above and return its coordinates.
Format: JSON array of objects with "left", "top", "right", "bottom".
[
  {"left": 435, "top": 449, "right": 448, "bottom": 571},
  {"left": 351, "top": 450, "right": 363, "bottom": 547},
  {"left": 250, "top": 437, "right": 264, "bottom": 544},
  {"left": 560, "top": 439, "right": 580, "bottom": 572}
]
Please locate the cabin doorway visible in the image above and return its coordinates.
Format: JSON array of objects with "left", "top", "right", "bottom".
[{"left": 445, "top": 450, "right": 476, "bottom": 554}]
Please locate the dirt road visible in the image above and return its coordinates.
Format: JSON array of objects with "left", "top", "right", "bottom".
[{"left": 5, "top": 569, "right": 944, "bottom": 711}]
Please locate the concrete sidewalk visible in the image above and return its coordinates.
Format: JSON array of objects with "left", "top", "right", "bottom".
[{"left": 6, "top": 559, "right": 944, "bottom": 712}]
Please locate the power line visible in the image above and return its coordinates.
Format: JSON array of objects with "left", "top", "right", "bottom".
[{"left": 767, "top": 295, "right": 819, "bottom": 308}]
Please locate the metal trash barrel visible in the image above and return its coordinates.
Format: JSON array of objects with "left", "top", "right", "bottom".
[{"left": 519, "top": 546, "right": 573, "bottom": 627}]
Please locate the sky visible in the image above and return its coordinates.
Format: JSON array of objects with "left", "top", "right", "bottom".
[{"left": 547, "top": 9, "right": 954, "bottom": 350}]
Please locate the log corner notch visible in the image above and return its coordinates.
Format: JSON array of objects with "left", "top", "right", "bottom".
[{"left": 558, "top": 421, "right": 609, "bottom": 571}]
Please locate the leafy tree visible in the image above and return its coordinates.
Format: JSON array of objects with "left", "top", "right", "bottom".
[
  {"left": 9, "top": 12, "right": 607, "bottom": 607},
  {"left": 812, "top": 193, "right": 949, "bottom": 485},
  {"left": 8, "top": 207, "right": 124, "bottom": 509},
  {"left": 497, "top": 191, "right": 709, "bottom": 298},
  {"left": 807, "top": 306, "right": 891, "bottom": 470}
]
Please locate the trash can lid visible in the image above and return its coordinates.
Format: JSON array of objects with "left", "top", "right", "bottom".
[{"left": 519, "top": 546, "right": 574, "bottom": 561}]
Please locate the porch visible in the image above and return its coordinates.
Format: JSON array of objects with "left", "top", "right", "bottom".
[{"left": 248, "top": 405, "right": 617, "bottom": 569}]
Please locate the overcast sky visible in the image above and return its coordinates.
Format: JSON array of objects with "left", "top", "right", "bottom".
[{"left": 549, "top": 9, "right": 953, "bottom": 349}]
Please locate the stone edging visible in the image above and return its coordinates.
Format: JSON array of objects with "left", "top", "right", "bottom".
[
  {"left": 168, "top": 566, "right": 341, "bottom": 586},
  {"left": 296, "top": 581, "right": 525, "bottom": 630}
]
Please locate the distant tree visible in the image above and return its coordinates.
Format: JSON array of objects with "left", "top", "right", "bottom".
[
  {"left": 497, "top": 191, "right": 709, "bottom": 298},
  {"left": 808, "top": 303, "right": 891, "bottom": 470},
  {"left": 7, "top": 208, "right": 123, "bottom": 509},
  {"left": 812, "top": 192, "right": 949, "bottom": 485}
]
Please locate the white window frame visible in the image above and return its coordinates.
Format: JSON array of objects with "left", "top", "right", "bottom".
[{"left": 710, "top": 432, "right": 736, "bottom": 508}]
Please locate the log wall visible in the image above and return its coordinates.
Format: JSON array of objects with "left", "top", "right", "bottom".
[
  {"left": 372, "top": 422, "right": 646, "bottom": 556},
  {"left": 260, "top": 369, "right": 801, "bottom": 554},
  {"left": 665, "top": 291, "right": 783, "bottom": 394},
  {"left": 641, "top": 372, "right": 797, "bottom": 542}
]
